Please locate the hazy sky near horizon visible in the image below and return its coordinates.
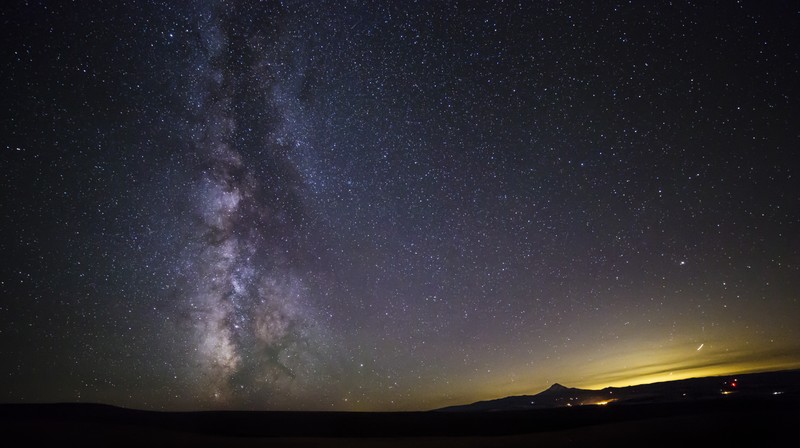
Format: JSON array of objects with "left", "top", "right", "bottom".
[{"left": 2, "top": 0, "right": 799, "bottom": 411}]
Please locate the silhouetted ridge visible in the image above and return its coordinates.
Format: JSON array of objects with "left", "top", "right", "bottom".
[
  {"left": 436, "top": 369, "right": 800, "bottom": 412},
  {"left": 544, "top": 383, "right": 569, "bottom": 393}
]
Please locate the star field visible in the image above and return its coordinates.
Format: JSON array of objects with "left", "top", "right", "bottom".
[{"left": 1, "top": 1, "right": 799, "bottom": 411}]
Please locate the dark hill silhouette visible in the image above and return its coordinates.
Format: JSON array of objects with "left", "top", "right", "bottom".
[
  {"left": 0, "top": 370, "right": 797, "bottom": 446},
  {"left": 437, "top": 369, "right": 800, "bottom": 412}
]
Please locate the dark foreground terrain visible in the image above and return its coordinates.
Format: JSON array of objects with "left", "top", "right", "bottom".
[
  {"left": 2, "top": 395, "right": 798, "bottom": 447},
  {"left": 3, "top": 370, "right": 799, "bottom": 447}
]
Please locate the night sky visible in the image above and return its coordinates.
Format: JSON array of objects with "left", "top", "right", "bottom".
[{"left": 1, "top": 0, "right": 799, "bottom": 411}]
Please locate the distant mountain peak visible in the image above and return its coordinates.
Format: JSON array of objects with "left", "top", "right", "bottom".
[
  {"left": 436, "top": 369, "right": 800, "bottom": 412},
  {"left": 545, "top": 383, "right": 569, "bottom": 392}
]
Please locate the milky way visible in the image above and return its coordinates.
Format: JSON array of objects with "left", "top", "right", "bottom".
[
  {"left": 1, "top": 0, "right": 799, "bottom": 411},
  {"left": 177, "top": 2, "right": 335, "bottom": 405}
]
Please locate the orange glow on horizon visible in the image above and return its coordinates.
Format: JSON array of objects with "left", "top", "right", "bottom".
[{"left": 428, "top": 339, "right": 800, "bottom": 411}]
